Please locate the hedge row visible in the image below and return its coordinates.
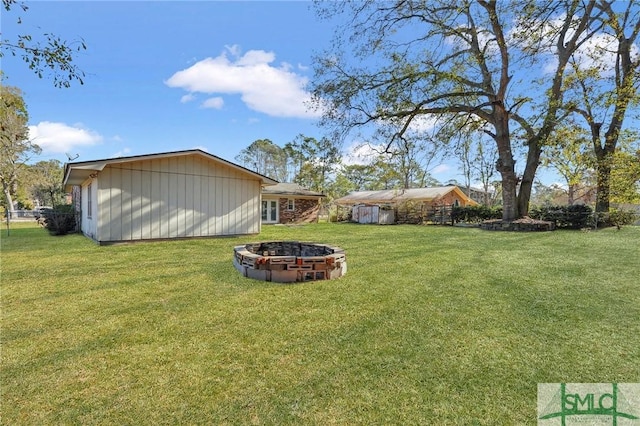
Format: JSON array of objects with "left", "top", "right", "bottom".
[
  {"left": 451, "top": 205, "right": 502, "bottom": 223},
  {"left": 529, "top": 204, "right": 593, "bottom": 229},
  {"left": 452, "top": 204, "right": 637, "bottom": 229}
]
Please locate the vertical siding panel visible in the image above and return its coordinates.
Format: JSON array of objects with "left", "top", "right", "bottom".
[
  {"left": 249, "top": 180, "right": 256, "bottom": 233},
  {"left": 198, "top": 159, "right": 207, "bottom": 236},
  {"left": 239, "top": 177, "right": 246, "bottom": 234},
  {"left": 227, "top": 170, "right": 234, "bottom": 234},
  {"left": 203, "top": 173, "right": 216, "bottom": 235},
  {"left": 140, "top": 160, "right": 154, "bottom": 240},
  {"left": 141, "top": 163, "right": 152, "bottom": 240},
  {"left": 177, "top": 156, "right": 187, "bottom": 237},
  {"left": 150, "top": 159, "right": 161, "bottom": 239},
  {"left": 185, "top": 155, "right": 194, "bottom": 237},
  {"left": 224, "top": 170, "right": 235, "bottom": 235},
  {"left": 239, "top": 176, "right": 247, "bottom": 234},
  {"left": 110, "top": 166, "right": 122, "bottom": 241},
  {"left": 97, "top": 169, "right": 110, "bottom": 241},
  {"left": 80, "top": 183, "right": 88, "bottom": 236},
  {"left": 206, "top": 175, "right": 214, "bottom": 235},
  {"left": 231, "top": 170, "right": 238, "bottom": 234},
  {"left": 131, "top": 165, "right": 142, "bottom": 240},
  {"left": 247, "top": 179, "right": 254, "bottom": 233},
  {"left": 228, "top": 171, "right": 235, "bottom": 234},
  {"left": 194, "top": 156, "right": 205, "bottom": 237},
  {"left": 246, "top": 179, "right": 252, "bottom": 234},
  {"left": 168, "top": 157, "right": 179, "bottom": 238},
  {"left": 184, "top": 173, "right": 195, "bottom": 237},
  {"left": 251, "top": 181, "right": 256, "bottom": 232},
  {"left": 193, "top": 157, "right": 208, "bottom": 237},
  {"left": 236, "top": 176, "right": 243, "bottom": 234},
  {"left": 121, "top": 166, "right": 133, "bottom": 241},
  {"left": 256, "top": 181, "right": 262, "bottom": 233},
  {"left": 160, "top": 158, "right": 170, "bottom": 238},
  {"left": 217, "top": 174, "right": 225, "bottom": 234},
  {"left": 240, "top": 175, "right": 247, "bottom": 233}
]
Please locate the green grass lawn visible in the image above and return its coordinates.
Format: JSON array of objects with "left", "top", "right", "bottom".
[{"left": 2, "top": 222, "right": 639, "bottom": 425}]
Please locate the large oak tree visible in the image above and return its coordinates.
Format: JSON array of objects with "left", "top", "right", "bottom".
[
  {"left": 561, "top": 1, "right": 640, "bottom": 212},
  {"left": 311, "top": 0, "right": 606, "bottom": 221},
  {"left": 0, "top": 84, "right": 40, "bottom": 216}
]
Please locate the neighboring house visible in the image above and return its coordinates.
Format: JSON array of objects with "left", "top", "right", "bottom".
[
  {"left": 261, "top": 182, "right": 325, "bottom": 224},
  {"left": 459, "top": 185, "right": 497, "bottom": 206},
  {"left": 63, "top": 150, "right": 277, "bottom": 244},
  {"left": 334, "top": 186, "right": 478, "bottom": 224}
]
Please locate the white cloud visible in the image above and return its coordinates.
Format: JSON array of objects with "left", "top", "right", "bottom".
[
  {"left": 224, "top": 44, "right": 241, "bottom": 57},
  {"left": 112, "top": 147, "right": 131, "bottom": 158},
  {"left": 570, "top": 33, "right": 639, "bottom": 75},
  {"left": 432, "top": 163, "right": 451, "bottom": 175},
  {"left": 28, "top": 121, "right": 103, "bottom": 154},
  {"left": 342, "top": 142, "right": 386, "bottom": 165},
  {"left": 406, "top": 115, "right": 438, "bottom": 134},
  {"left": 201, "top": 97, "right": 224, "bottom": 109},
  {"left": 511, "top": 15, "right": 639, "bottom": 76},
  {"left": 180, "top": 93, "right": 196, "bottom": 103},
  {"left": 165, "top": 46, "right": 319, "bottom": 119}
]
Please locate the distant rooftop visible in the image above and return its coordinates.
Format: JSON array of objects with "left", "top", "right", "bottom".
[{"left": 262, "top": 182, "right": 325, "bottom": 197}]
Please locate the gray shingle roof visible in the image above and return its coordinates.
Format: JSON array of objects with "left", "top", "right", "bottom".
[
  {"left": 262, "top": 182, "right": 325, "bottom": 197},
  {"left": 334, "top": 186, "right": 471, "bottom": 205}
]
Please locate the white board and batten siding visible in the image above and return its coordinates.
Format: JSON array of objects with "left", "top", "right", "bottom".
[
  {"left": 78, "top": 153, "right": 263, "bottom": 242},
  {"left": 81, "top": 179, "right": 99, "bottom": 240}
]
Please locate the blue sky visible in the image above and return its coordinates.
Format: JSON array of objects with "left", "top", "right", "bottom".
[
  {"left": 2, "top": 1, "right": 587, "bottom": 186},
  {"left": 1, "top": 1, "right": 468, "bottom": 184}
]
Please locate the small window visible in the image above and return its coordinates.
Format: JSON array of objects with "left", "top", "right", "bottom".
[
  {"left": 87, "top": 183, "right": 93, "bottom": 219},
  {"left": 287, "top": 199, "right": 295, "bottom": 211}
]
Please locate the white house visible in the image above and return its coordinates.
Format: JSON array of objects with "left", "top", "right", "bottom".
[{"left": 63, "top": 150, "right": 277, "bottom": 244}]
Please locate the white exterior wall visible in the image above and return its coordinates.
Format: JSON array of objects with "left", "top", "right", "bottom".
[
  {"left": 94, "top": 154, "right": 262, "bottom": 242},
  {"left": 81, "top": 178, "right": 99, "bottom": 240}
]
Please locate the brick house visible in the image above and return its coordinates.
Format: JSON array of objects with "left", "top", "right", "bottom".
[{"left": 261, "top": 183, "right": 325, "bottom": 224}]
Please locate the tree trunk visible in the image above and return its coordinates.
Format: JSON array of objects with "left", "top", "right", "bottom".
[
  {"left": 516, "top": 141, "right": 541, "bottom": 218},
  {"left": 499, "top": 171, "right": 518, "bottom": 221},
  {"left": 494, "top": 105, "right": 518, "bottom": 221},
  {"left": 595, "top": 159, "right": 611, "bottom": 213},
  {"left": 2, "top": 185, "right": 14, "bottom": 216},
  {"left": 2, "top": 185, "right": 13, "bottom": 232},
  {"left": 567, "top": 184, "right": 575, "bottom": 205},
  {"left": 592, "top": 121, "right": 615, "bottom": 213}
]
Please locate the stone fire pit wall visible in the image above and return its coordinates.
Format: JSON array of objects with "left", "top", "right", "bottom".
[{"left": 233, "top": 241, "right": 347, "bottom": 283}]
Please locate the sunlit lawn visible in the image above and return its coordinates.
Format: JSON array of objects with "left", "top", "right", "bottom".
[{"left": 2, "top": 221, "right": 639, "bottom": 424}]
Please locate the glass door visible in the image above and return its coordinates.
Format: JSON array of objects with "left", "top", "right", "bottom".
[{"left": 261, "top": 200, "right": 278, "bottom": 223}]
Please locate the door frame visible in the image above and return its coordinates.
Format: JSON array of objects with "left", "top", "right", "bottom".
[{"left": 261, "top": 199, "right": 279, "bottom": 224}]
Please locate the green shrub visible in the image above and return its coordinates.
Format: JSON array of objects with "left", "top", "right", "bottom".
[
  {"left": 451, "top": 205, "right": 502, "bottom": 223},
  {"left": 529, "top": 204, "right": 592, "bottom": 229},
  {"left": 607, "top": 209, "right": 638, "bottom": 229},
  {"left": 42, "top": 205, "right": 77, "bottom": 235}
]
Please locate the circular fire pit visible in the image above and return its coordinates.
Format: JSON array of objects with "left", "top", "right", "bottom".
[{"left": 233, "top": 241, "right": 346, "bottom": 283}]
